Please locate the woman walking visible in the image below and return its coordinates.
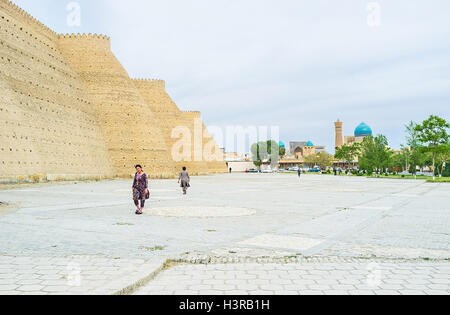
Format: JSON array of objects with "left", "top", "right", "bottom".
[
  {"left": 132, "top": 165, "right": 149, "bottom": 215},
  {"left": 178, "top": 167, "right": 190, "bottom": 195}
]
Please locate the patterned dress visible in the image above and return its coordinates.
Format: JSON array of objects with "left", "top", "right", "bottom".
[{"left": 132, "top": 172, "right": 148, "bottom": 200}]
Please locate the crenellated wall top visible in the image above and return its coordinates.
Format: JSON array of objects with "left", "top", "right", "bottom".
[{"left": 0, "top": 0, "right": 58, "bottom": 38}]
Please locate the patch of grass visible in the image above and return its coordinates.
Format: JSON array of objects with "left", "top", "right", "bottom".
[
  {"left": 115, "top": 222, "right": 135, "bottom": 226},
  {"left": 206, "top": 229, "right": 217, "bottom": 232},
  {"left": 163, "top": 259, "right": 178, "bottom": 270},
  {"left": 427, "top": 178, "right": 450, "bottom": 183},
  {"left": 139, "top": 245, "right": 166, "bottom": 252}
]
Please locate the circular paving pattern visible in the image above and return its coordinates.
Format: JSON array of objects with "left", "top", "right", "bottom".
[{"left": 148, "top": 206, "right": 257, "bottom": 218}]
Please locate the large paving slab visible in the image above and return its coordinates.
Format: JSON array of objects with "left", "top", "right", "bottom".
[
  {"left": 0, "top": 174, "right": 449, "bottom": 294},
  {"left": 0, "top": 255, "right": 165, "bottom": 295},
  {"left": 134, "top": 258, "right": 450, "bottom": 296}
]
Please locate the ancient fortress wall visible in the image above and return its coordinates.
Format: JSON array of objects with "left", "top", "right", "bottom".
[
  {"left": 182, "top": 111, "right": 227, "bottom": 174},
  {"left": 0, "top": 0, "right": 114, "bottom": 182},
  {"left": 133, "top": 79, "right": 210, "bottom": 175},
  {"left": 57, "top": 35, "right": 176, "bottom": 178},
  {"left": 0, "top": 0, "right": 226, "bottom": 182}
]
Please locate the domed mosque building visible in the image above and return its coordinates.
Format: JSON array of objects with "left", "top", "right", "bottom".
[
  {"left": 335, "top": 120, "right": 373, "bottom": 148},
  {"left": 333, "top": 120, "right": 374, "bottom": 169},
  {"left": 346, "top": 122, "right": 373, "bottom": 146},
  {"left": 355, "top": 123, "right": 373, "bottom": 137},
  {"left": 278, "top": 140, "right": 327, "bottom": 169}
]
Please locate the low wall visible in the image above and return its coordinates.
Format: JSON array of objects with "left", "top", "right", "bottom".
[{"left": 227, "top": 161, "right": 256, "bottom": 172}]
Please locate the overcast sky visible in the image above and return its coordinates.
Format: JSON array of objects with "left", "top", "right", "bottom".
[{"left": 14, "top": 0, "right": 450, "bottom": 152}]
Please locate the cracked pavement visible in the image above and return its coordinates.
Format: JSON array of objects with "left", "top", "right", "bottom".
[{"left": 0, "top": 174, "right": 448, "bottom": 295}]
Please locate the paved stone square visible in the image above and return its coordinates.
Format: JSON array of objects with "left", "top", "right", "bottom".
[
  {"left": 134, "top": 259, "right": 449, "bottom": 296},
  {"left": 0, "top": 174, "right": 449, "bottom": 295}
]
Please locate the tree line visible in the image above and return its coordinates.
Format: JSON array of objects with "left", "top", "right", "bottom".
[{"left": 335, "top": 115, "right": 450, "bottom": 180}]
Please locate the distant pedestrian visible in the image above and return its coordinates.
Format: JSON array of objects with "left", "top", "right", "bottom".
[
  {"left": 298, "top": 169, "right": 302, "bottom": 178},
  {"left": 334, "top": 168, "right": 338, "bottom": 176},
  {"left": 132, "top": 165, "right": 149, "bottom": 215},
  {"left": 229, "top": 167, "right": 232, "bottom": 173},
  {"left": 178, "top": 167, "right": 190, "bottom": 195}
]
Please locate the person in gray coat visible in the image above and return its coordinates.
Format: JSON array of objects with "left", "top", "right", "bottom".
[{"left": 178, "top": 167, "right": 190, "bottom": 195}]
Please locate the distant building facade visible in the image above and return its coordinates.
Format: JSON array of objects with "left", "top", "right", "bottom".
[
  {"left": 279, "top": 141, "right": 327, "bottom": 169},
  {"left": 335, "top": 120, "right": 344, "bottom": 149},
  {"left": 289, "top": 141, "right": 325, "bottom": 159}
]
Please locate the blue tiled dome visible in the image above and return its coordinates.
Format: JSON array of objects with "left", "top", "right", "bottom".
[
  {"left": 355, "top": 123, "right": 373, "bottom": 137},
  {"left": 306, "top": 141, "right": 314, "bottom": 147},
  {"left": 279, "top": 141, "right": 285, "bottom": 148}
]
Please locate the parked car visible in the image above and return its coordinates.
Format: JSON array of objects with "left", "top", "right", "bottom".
[
  {"left": 288, "top": 167, "right": 299, "bottom": 172},
  {"left": 247, "top": 169, "right": 259, "bottom": 173},
  {"left": 309, "top": 168, "right": 321, "bottom": 173},
  {"left": 261, "top": 169, "right": 273, "bottom": 173}
]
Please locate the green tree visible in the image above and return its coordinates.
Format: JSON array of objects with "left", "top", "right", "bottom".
[
  {"left": 358, "top": 135, "right": 393, "bottom": 177},
  {"left": 419, "top": 151, "right": 433, "bottom": 173},
  {"left": 443, "top": 159, "right": 450, "bottom": 177},
  {"left": 404, "top": 121, "right": 423, "bottom": 178},
  {"left": 435, "top": 142, "right": 450, "bottom": 177},
  {"left": 390, "top": 148, "right": 408, "bottom": 173},
  {"left": 414, "top": 115, "right": 450, "bottom": 181},
  {"left": 266, "top": 140, "right": 280, "bottom": 168},
  {"left": 304, "top": 152, "right": 334, "bottom": 169},
  {"left": 251, "top": 142, "right": 264, "bottom": 169},
  {"left": 334, "top": 144, "right": 361, "bottom": 168},
  {"left": 316, "top": 152, "right": 335, "bottom": 169},
  {"left": 251, "top": 140, "right": 280, "bottom": 169}
]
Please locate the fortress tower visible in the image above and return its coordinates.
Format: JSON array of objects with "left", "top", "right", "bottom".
[
  {"left": 133, "top": 79, "right": 210, "bottom": 175},
  {"left": 57, "top": 34, "right": 176, "bottom": 178},
  {"left": 183, "top": 111, "right": 227, "bottom": 174},
  {"left": 335, "top": 119, "right": 344, "bottom": 149},
  {"left": 0, "top": 0, "right": 114, "bottom": 181}
]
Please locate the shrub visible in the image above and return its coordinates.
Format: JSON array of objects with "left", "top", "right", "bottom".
[
  {"left": 427, "top": 177, "right": 450, "bottom": 183},
  {"left": 443, "top": 162, "right": 450, "bottom": 177}
]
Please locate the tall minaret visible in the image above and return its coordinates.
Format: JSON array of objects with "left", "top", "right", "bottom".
[{"left": 335, "top": 119, "right": 343, "bottom": 149}]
